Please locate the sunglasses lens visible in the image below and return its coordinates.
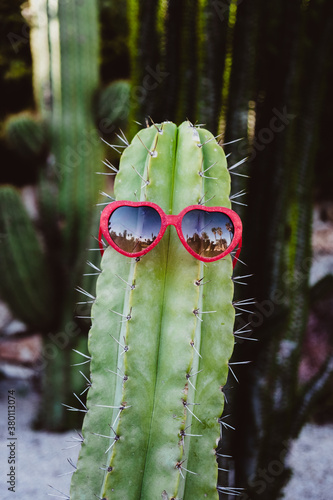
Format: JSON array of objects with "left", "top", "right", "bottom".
[
  {"left": 181, "top": 209, "right": 234, "bottom": 258},
  {"left": 108, "top": 205, "right": 162, "bottom": 254}
]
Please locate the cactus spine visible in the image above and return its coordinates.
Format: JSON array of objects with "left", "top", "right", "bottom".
[{"left": 70, "top": 121, "right": 236, "bottom": 499}]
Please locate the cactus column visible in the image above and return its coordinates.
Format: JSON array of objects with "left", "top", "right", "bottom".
[{"left": 70, "top": 121, "right": 237, "bottom": 499}]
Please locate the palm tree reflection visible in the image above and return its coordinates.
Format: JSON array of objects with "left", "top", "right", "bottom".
[
  {"left": 185, "top": 222, "right": 234, "bottom": 257},
  {"left": 108, "top": 206, "right": 161, "bottom": 253},
  {"left": 109, "top": 227, "right": 157, "bottom": 253}
]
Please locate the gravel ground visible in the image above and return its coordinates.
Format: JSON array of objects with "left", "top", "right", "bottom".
[
  {"left": 0, "top": 379, "right": 79, "bottom": 500},
  {"left": 283, "top": 423, "right": 333, "bottom": 500},
  {"left": 1, "top": 378, "right": 333, "bottom": 499}
]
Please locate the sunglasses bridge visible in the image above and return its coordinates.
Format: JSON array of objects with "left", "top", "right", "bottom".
[{"left": 162, "top": 214, "right": 179, "bottom": 227}]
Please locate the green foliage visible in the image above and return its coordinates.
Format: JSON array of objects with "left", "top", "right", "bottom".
[{"left": 70, "top": 121, "right": 236, "bottom": 499}]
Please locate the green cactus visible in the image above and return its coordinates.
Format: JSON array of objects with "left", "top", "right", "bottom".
[
  {"left": 0, "top": 0, "right": 103, "bottom": 430},
  {"left": 126, "top": 1, "right": 230, "bottom": 135},
  {"left": 97, "top": 80, "right": 131, "bottom": 132},
  {"left": 0, "top": 186, "right": 53, "bottom": 328},
  {"left": 69, "top": 121, "right": 238, "bottom": 499},
  {"left": 120, "top": 1, "right": 333, "bottom": 498},
  {"left": 4, "top": 112, "right": 47, "bottom": 160}
]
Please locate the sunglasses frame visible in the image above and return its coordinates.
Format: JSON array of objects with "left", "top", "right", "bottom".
[{"left": 99, "top": 200, "right": 242, "bottom": 266}]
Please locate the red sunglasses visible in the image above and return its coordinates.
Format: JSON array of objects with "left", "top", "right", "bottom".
[{"left": 99, "top": 201, "right": 242, "bottom": 266}]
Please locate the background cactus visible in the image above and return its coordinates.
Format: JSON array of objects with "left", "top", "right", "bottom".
[
  {"left": 0, "top": 0, "right": 103, "bottom": 430},
  {"left": 123, "top": 1, "right": 333, "bottom": 498},
  {"left": 222, "top": 2, "right": 333, "bottom": 498},
  {"left": 4, "top": 111, "right": 47, "bottom": 160},
  {"left": 1, "top": 0, "right": 333, "bottom": 497},
  {"left": 0, "top": 186, "right": 53, "bottom": 328},
  {"left": 97, "top": 80, "right": 131, "bottom": 134},
  {"left": 70, "top": 120, "right": 240, "bottom": 499}
]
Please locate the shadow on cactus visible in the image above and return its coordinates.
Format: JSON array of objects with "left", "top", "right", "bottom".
[{"left": 69, "top": 121, "right": 244, "bottom": 499}]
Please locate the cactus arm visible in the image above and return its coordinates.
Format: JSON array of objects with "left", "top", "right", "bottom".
[
  {"left": 4, "top": 113, "right": 47, "bottom": 160},
  {"left": 0, "top": 186, "right": 53, "bottom": 329},
  {"left": 28, "top": 0, "right": 102, "bottom": 271}
]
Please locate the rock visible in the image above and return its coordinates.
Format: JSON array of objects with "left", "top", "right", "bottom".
[{"left": 0, "top": 334, "right": 42, "bottom": 365}]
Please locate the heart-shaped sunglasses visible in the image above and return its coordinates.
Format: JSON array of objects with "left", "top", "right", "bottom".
[{"left": 99, "top": 201, "right": 242, "bottom": 266}]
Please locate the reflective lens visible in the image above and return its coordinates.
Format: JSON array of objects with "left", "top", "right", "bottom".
[
  {"left": 181, "top": 209, "right": 234, "bottom": 258},
  {"left": 108, "top": 205, "right": 162, "bottom": 254}
]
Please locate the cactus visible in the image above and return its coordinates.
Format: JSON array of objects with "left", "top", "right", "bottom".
[
  {"left": 97, "top": 80, "right": 131, "bottom": 132},
  {"left": 121, "top": 1, "right": 333, "bottom": 498},
  {"left": 69, "top": 120, "right": 239, "bottom": 499},
  {"left": 0, "top": 0, "right": 103, "bottom": 430},
  {"left": 220, "top": 1, "right": 333, "bottom": 498},
  {"left": 0, "top": 186, "right": 53, "bottom": 328},
  {"left": 127, "top": 1, "right": 232, "bottom": 135},
  {"left": 4, "top": 111, "right": 47, "bottom": 160}
]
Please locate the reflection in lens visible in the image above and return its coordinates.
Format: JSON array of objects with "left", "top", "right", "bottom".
[
  {"left": 108, "top": 206, "right": 162, "bottom": 254},
  {"left": 181, "top": 209, "right": 234, "bottom": 258}
]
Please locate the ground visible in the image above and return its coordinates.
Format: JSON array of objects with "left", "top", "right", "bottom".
[{"left": 1, "top": 378, "right": 333, "bottom": 500}]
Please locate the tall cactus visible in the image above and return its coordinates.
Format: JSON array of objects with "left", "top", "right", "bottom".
[
  {"left": 0, "top": 0, "right": 102, "bottom": 430},
  {"left": 69, "top": 121, "right": 240, "bottom": 499},
  {"left": 222, "top": 1, "right": 333, "bottom": 498}
]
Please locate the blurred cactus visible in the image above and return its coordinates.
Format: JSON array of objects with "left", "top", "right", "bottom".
[
  {"left": 124, "top": 0, "right": 333, "bottom": 498},
  {"left": 97, "top": 79, "right": 131, "bottom": 132},
  {"left": 0, "top": 186, "right": 53, "bottom": 328},
  {"left": 0, "top": 0, "right": 103, "bottom": 430},
  {"left": 126, "top": 0, "right": 234, "bottom": 135},
  {"left": 4, "top": 112, "right": 47, "bottom": 160},
  {"left": 222, "top": 1, "right": 333, "bottom": 498}
]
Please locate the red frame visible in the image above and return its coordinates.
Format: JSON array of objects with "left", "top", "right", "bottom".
[{"left": 99, "top": 200, "right": 242, "bottom": 267}]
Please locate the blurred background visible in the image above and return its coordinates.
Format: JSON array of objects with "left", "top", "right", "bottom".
[{"left": 0, "top": 0, "right": 333, "bottom": 498}]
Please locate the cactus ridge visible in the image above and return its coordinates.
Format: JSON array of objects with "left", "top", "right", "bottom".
[{"left": 70, "top": 121, "right": 236, "bottom": 500}]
